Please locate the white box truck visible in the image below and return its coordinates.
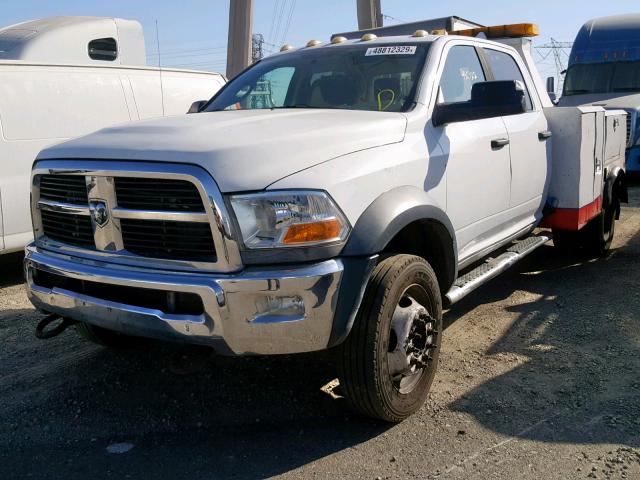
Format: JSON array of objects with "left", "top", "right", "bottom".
[
  {"left": 24, "top": 21, "right": 628, "bottom": 422},
  {"left": 0, "top": 16, "right": 225, "bottom": 254}
]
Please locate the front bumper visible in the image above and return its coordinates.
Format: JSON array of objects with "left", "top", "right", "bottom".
[{"left": 24, "top": 244, "right": 353, "bottom": 355}]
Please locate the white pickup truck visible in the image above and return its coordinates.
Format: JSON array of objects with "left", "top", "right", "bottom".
[{"left": 24, "top": 22, "right": 628, "bottom": 422}]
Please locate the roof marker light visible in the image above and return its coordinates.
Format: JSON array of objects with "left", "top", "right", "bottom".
[
  {"left": 280, "top": 44, "right": 294, "bottom": 52},
  {"left": 361, "top": 33, "right": 377, "bottom": 41},
  {"left": 430, "top": 29, "right": 448, "bottom": 36},
  {"left": 412, "top": 29, "right": 428, "bottom": 37},
  {"left": 331, "top": 36, "right": 347, "bottom": 44},
  {"left": 451, "top": 23, "right": 539, "bottom": 38},
  {"left": 306, "top": 39, "right": 322, "bottom": 47}
]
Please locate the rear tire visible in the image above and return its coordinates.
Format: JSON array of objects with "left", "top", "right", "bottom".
[
  {"left": 76, "top": 322, "right": 135, "bottom": 347},
  {"left": 551, "top": 229, "right": 579, "bottom": 254},
  {"left": 338, "top": 254, "right": 442, "bottom": 422},
  {"left": 580, "top": 198, "right": 617, "bottom": 256},
  {"left": 552, "top": 197, "right": 618, "bottom": 257}
]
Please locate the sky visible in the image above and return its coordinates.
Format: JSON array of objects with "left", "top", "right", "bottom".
[{"left": 1, "top": 0, "right": 638, "bottom": 84}]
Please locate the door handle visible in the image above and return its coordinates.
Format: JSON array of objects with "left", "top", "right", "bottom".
[
  {"left": 538, "top": 130, "right": 553, "bottom": 140},
  {"left": 491, "top": 138, "right": 510, "bottom": 149}
]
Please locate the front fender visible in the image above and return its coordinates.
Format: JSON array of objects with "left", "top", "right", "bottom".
[{"left": 343, "top": 185, "right": 456, "bottom": 259}]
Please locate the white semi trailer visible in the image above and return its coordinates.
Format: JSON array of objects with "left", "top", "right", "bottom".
[{"left": 0, "top": 16, "right": 225, "bottom": 254}]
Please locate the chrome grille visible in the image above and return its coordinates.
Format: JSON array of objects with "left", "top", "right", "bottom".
[
  {"left": 114, "top": 178, "right": 205, "bottom": 212},
  {"left": 40, "top": 209, "right": 94, "bottom": 248},
  {"left": 39, "top": 175, "right": 88, "bottom": 204},
  {"left": 120, "top": 219, "right": 216, "bottom": 261},
  {"left": 30, "top": 161, "right": 242, "bottom": 272}
]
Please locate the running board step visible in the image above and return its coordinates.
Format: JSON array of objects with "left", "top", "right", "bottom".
[{"left": 445, "top": 234, "right": 551, "bottom": 306}]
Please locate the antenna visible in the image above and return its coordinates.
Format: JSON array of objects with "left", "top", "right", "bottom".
[{"left": 155, "top": 20, "right": 166, "bottom": 116}]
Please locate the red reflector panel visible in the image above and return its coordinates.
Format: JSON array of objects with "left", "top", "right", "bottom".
[{"left": 540, "top": 196, "right": 602, "bottom": 231}]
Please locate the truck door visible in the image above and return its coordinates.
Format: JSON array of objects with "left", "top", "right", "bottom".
[
  {"left": 482, "top": 47, "right": 550, "bottom": 224},
  {"left": 431, "top": 45, "right": 512, "bottom": 260}
]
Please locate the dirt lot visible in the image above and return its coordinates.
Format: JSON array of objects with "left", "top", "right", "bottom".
[{"left": 1, "top": 188, "right": 639, "bottom": 480}]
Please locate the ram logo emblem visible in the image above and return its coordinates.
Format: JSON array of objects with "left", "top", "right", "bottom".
[{"left": 89, "top": 200, "right": 109, "bottom": 228}]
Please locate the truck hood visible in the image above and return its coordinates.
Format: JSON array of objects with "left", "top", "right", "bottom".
[
  {"left": 558, "top": 92, "right": 640, "bottom": 111},
  {"left": 37, "top": 109, "right": 407, "bottom": 192}
]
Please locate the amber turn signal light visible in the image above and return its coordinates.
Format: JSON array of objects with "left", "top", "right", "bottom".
[{"left": 282, "top": 219, "right": 342, "bottom": 245}]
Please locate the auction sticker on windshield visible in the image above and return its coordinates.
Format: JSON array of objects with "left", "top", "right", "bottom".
[{"left": 365, "top": 46, "right": 417, "bottom": 56}]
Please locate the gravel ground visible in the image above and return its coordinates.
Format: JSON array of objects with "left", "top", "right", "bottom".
[{"left": 1, "top": 187, "right": 639, "bottom": 480}]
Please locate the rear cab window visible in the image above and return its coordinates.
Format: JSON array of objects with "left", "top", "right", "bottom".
[{"left": 483, "top": 48, "right": 533, "bottom": 111}]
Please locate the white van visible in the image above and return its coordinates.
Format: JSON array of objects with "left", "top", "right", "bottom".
[{"left": 0, "top": 16, "right": 225, "bottom": 254}]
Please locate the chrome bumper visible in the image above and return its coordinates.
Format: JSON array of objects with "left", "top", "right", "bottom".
[{"left": 24, "top": 244, "right": 344, "bottom": 355}]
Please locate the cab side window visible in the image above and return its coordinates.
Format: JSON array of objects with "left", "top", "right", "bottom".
[
  {"left": 483, "top": 49, "right": 533, "bottom": 111},
  {"left": 439, "top": 46, "right": 486, "bottom": 103}
]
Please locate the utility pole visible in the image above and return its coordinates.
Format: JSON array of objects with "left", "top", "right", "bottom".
[
  {"left": 226, "top": 0, "right": 253, "bottom": 79},
  {"left": 357, "top": 0, "right": 383, "bottom": 30}
]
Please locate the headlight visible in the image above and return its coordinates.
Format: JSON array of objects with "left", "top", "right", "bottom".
[{"left": 229, "top": 191, "right": 350, "bottom": 249}]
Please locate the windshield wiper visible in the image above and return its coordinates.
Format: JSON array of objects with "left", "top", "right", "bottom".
[
  {"left": 271, "top": 104, "right": 327, "bottom": 109},
  {"left": 613, "top": 87, "right": 640, "bottom": 92},
  {"left": 565, "top": 89, "right": 591, "bottom": 95}
]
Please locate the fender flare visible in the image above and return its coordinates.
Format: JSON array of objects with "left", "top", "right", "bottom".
[
  {"left": 342, "top": 185, "right": 458, "bottom": 285},
  {"left": 603, "top": 167, "right": 627, "bottom": 213}
]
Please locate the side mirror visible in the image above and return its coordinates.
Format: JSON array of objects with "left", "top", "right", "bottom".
[
  {"left": 433, "top": 80, "right": 526, "bottom": 127},
  {"left": 187, "top": 100, "right": 207, "bottom": 114}
]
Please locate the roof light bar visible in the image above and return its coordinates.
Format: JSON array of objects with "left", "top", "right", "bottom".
[{"left": 451, "top": 23, "right": 539, "bottom": 39}]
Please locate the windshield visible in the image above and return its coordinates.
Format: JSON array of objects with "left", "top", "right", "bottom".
[
  {"left": 563, "top": 61, "right": 640, "bottom": 96},
  {"left": 204, "top": 43, "right": 430, "bottom": 113}
]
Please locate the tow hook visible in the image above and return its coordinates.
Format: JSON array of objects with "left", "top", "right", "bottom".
[{"left": 35, "top": 314, "right": 77, "bottom": 340}]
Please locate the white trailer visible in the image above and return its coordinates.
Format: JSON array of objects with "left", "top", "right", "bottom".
[{"left": 0, "top": 17, "right": 225, "bottom": 254}]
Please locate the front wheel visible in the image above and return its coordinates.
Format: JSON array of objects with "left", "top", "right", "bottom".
[{"left": 338, "top": 254, "right": 442, "bottom": 422}]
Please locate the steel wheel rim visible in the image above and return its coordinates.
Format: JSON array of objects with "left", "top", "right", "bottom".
[{"left": 387, "top": 283, "right": 438, "bottom": 394}]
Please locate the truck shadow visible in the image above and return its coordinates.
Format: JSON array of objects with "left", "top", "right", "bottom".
[
  {"left": 0, "top": 252, "right": 25, "bottom": 288},
  {"left": 443, "top": 225, "right": 640, "bottom": 448},
  {"left": 1, "top": 303, "right": 389, "bottom": 479}
]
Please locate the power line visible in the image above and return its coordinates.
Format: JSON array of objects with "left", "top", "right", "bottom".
[
  {"left": 146, "top": 45, "right": 227, "bottom": 58},
  {"left": 148, "top": 50, "right": 227, "bottom": 61},
  {"left": 271, "top": 0, "right": 289, "bottom": 48},
  {"left": 382, "top": 13, "right": 405, "bottom": 24},
  {"left": 266, "top": 0, "right": 281, "bottom": 49},
  {"left": 535, "top": 39, "right": 573, "bottom": 94},
  {"left": 279, "top": 0, "right": 296, "bottom": 45}
]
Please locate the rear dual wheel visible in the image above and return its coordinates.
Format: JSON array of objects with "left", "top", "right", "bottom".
[
  {"left": 338, "top": 255, "right": 442, "bottom": 422},
  {"left": 553, "top": 197, "right": 618, "bottom": 256}
]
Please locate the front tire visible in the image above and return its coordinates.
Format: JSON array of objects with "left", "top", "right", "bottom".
[{"left": 338, "top": 255, "right": 442, "bottom": 422}]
